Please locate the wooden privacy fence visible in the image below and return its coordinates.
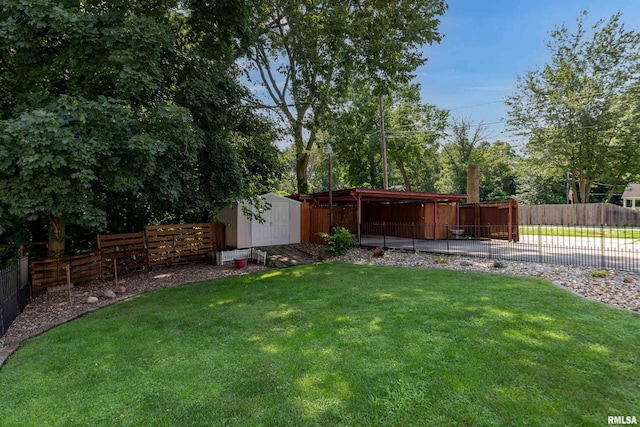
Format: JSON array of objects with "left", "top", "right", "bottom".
[
  {"left": 98, "top": 232, "right": 147, "bottom": 278},
  {"left": 519, "top": 203, "right": 640, "bottom": 226},
  {"left": 31, "top": 251, "right": 102, "bottom": 294},
  {"left": 146, "top": 223, "right": 219, "bottom": 266},
  {"left": 31, "top": 222, "right": 225, "bottom": 293},
  {"left": 309, "top": 207, "right": 330, "bottom": 244}
]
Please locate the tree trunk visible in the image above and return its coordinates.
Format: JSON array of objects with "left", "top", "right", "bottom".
[
  {"left": 366, "top": 157, "right": 376, "bottom": 189},
  {"left": 466, "top": 164, "right": 480, "bottom": 204},
  {"left": 400, "top": 166, "right": 412, "bottom": 192},
  {"left": 293, "top": 115, "right": 313, "bottom": 194},
  {"left": 579, "top": 179, "right": 591, "bottom": 203},
  {"left": 48, "top": 216, "right": 65, "bottom": 258},
  {"left": 296, "top": 153, "right": 311, "bottom": 194}
]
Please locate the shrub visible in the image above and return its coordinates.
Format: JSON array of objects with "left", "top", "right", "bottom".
[
  {"left": 590, "top": 269, "right": 608, "bottom": 278},
  {"left": 318, "top": 227, "right": 356, "bottom": 256}
]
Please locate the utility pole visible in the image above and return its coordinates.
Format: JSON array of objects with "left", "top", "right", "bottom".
[
  {"left": 379, "top": 95, "right": 389, "bottom": 190},
  {"left": 324, "top": 144, "right": 334, "bottom": 235}
]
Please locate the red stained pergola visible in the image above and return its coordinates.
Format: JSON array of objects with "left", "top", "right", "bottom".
[{"left": 291, "top": 188, "right": 468, "bottom": 241}]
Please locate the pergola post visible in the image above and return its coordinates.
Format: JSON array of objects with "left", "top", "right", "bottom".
[
  {"left": 356, "top": 193, "right": 362, "bottom": 243},
  {"left": 433, "top": 201, "right": 438, "bottom": 240}
]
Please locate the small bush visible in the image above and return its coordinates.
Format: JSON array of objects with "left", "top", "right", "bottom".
[
  {"left": 590, "top": 269, "right": 608, "bottom": 278},
  {"left": 318, "top": 227, "right": 356, "bottom": 256},
  {"left": 434, "top": 256, "right": 447, "bottom": 264}
]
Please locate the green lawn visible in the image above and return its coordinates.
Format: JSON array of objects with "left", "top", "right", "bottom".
[
  {"left": 519, "top": 225, "right": 640, "bottom": 239},
  {"left": 1, "top": 263, "right": 638, "bottom": 426}
]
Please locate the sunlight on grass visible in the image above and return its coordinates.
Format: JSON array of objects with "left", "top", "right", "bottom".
[
  {"left": 541, "top": 330, "right": 571, "bottom": 341},
  {"left": 373, "top": 291, "right": 397, "bottom": 300},
  {"left": 260, "top": 344, "right": 281, "bottom": 354},
  {"left": 369, "top": 317, "right": 383, "bottom": 331},
  {"left": 209, "top": 297, "right": 236, "bottom": 306},
  {"left": 256, "top": 270, "right": 283, "bottom": 279},
  {"left": 295, "top": 372, "right": 351, "bottom": 417},
  {"left": 584, "top": 342, "right": 611, "bottom": 356},
  {"left": 523, "top": 313, "right": 556, "bottom": 323},
  {"left": 1, "top": 262, "right": 638, "bottom": 426},
  {"left": 263, "top": 305, "right": 301, "bottom": 320},
  {"left": 484, "top": 307, "right": 515, "bottom": 318}
]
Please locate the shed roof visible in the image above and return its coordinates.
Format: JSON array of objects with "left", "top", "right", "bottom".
[
  {"left": 290, "top": 188, "right": 467, "bottom": 204},
  {"left": 622, "top": 184, "right": 640, "bottom": 199}
]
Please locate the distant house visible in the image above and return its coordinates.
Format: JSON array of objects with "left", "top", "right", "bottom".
[{"left": 622, "top": 184, "right": 640, "bottom": 210}]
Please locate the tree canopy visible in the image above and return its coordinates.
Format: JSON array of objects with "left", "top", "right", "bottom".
[
  {"left": 0, "top": 0, "right": 282, "bottom": 255},
  {"left": 244, "top": 0, "right": 447, "bottom": 193},
  {"left": 506, "top": 11, "right": 640, "bottom": 203}
]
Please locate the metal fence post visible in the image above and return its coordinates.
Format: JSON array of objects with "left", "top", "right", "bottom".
[
  {"left": 446, "top": 225, "right": 450, "bottom": 254},
  {"left": 600, "top": 224, "right": 606, "bottom": 269},
  {"left": 383, "top": 222, "right": 386, "bottom": 248},
  {"left": 412, "top": 223, "right": 415, "bottom": 251},
  {"left": 537, "top": 224, "right": 543, "bottom": 263}
]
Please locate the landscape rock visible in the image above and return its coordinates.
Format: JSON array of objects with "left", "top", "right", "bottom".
[
  {"left": 459, "top": 261, "right": 473, "bottom": 267},
  {"left": 493, "top": 260, "right": 508, "bottom": 268},
  {"left": 86, "top": 296, "right": 99, "bottom": 304},
  {"left": 102, "top": 290, "right": 117, "bottom": 299},
  {"left": 117, "top": 286, "right": 127, "bottom": 293}
]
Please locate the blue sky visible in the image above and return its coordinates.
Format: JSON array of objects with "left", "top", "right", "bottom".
[{"left": 417, "top": 0, "right": 640, "bottom": 146}]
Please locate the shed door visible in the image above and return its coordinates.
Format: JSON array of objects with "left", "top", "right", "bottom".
[
  {"left": 270, "top": 202, "right": 290, "bottom": 245},
  {"left": 252, "top": 202, "right": 290, "bottom": 246}
]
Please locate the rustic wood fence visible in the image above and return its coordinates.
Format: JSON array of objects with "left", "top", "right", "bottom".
[
  {"left": 519, "top": 203, "right": 640, "bottom": 226},
  {"left": 98, "top": 232, "right": 147, "bottom": 278},
  {"left": 30, "top": 222, "right": 225, "bottom": 294},
  {"left": 31, "top": 251, "right": 102, "bottom": 294}
]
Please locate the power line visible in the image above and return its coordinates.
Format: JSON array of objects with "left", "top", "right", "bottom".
[{"left": 447, "top": 100, "right": 506, "bottom": 110}]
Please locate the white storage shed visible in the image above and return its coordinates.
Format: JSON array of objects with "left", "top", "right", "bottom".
[{"left": 220, "top": 193, "right": 301, "bottom": 248}]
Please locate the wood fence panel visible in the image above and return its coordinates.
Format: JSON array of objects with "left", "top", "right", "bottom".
[
  {"left": 98, "top": 232, "right": 147, "bottom": 278},
  {"left": 334, "top": 205, "right": 357, "bottom": 234},
  {"left": 211, "top": 222, "right": 225, "bottom": 252},
  {"left": 29, "top": 222, "right": 225, "bottom": 293},
  {"left": 519, "top": 203, "right": 640, "bottom": 226},
  {"left": 31, "top": 251, "right": 101, "bottom": 293},
  {"left": 300, "top": 203, "right": 311, "bottom": 243},
  {"left": 309, "top": 208, "right": 329, "bottom": 244},
  {"left": 145, "top": 223, "right": 214, "bottom": 266}
]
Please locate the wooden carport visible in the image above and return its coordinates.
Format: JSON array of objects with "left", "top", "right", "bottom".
[{"left": 292, "top": 188, "right": 467, "bottom": 242}]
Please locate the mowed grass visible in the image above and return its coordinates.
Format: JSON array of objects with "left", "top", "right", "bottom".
[
  {"left": 519, "top": 225, "right": 640, "bottom": 239},
  {"left": 1, "top": 263, "right": 638, "bottom": 426}
]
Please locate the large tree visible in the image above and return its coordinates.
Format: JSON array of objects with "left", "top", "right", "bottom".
[
  {"left": 476, "top": 141, "right": 518, "bottom": 201},
  {"left": 436, "top": 117, "right": 487, "bottom": 194},
  {"left": 244, "top": 0, "right": 447, "bottom": 193},
  {"left": 323, "top": 84, "right": 384, "bottom": 189},
  {"left": 0, "top": 0, "right": 281, "bottom": 255},
  {"left": 514, "top": 149, "right": 567, "bottom": 205},
  {"left": 385, "top": 84, "right": 448, "bottom": 192},
  {"left": 324, "top": 83, "right": 447, "bottom": 191},
  {"left": 506, "top": 11, "right": 640, "bottom": 203}
]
